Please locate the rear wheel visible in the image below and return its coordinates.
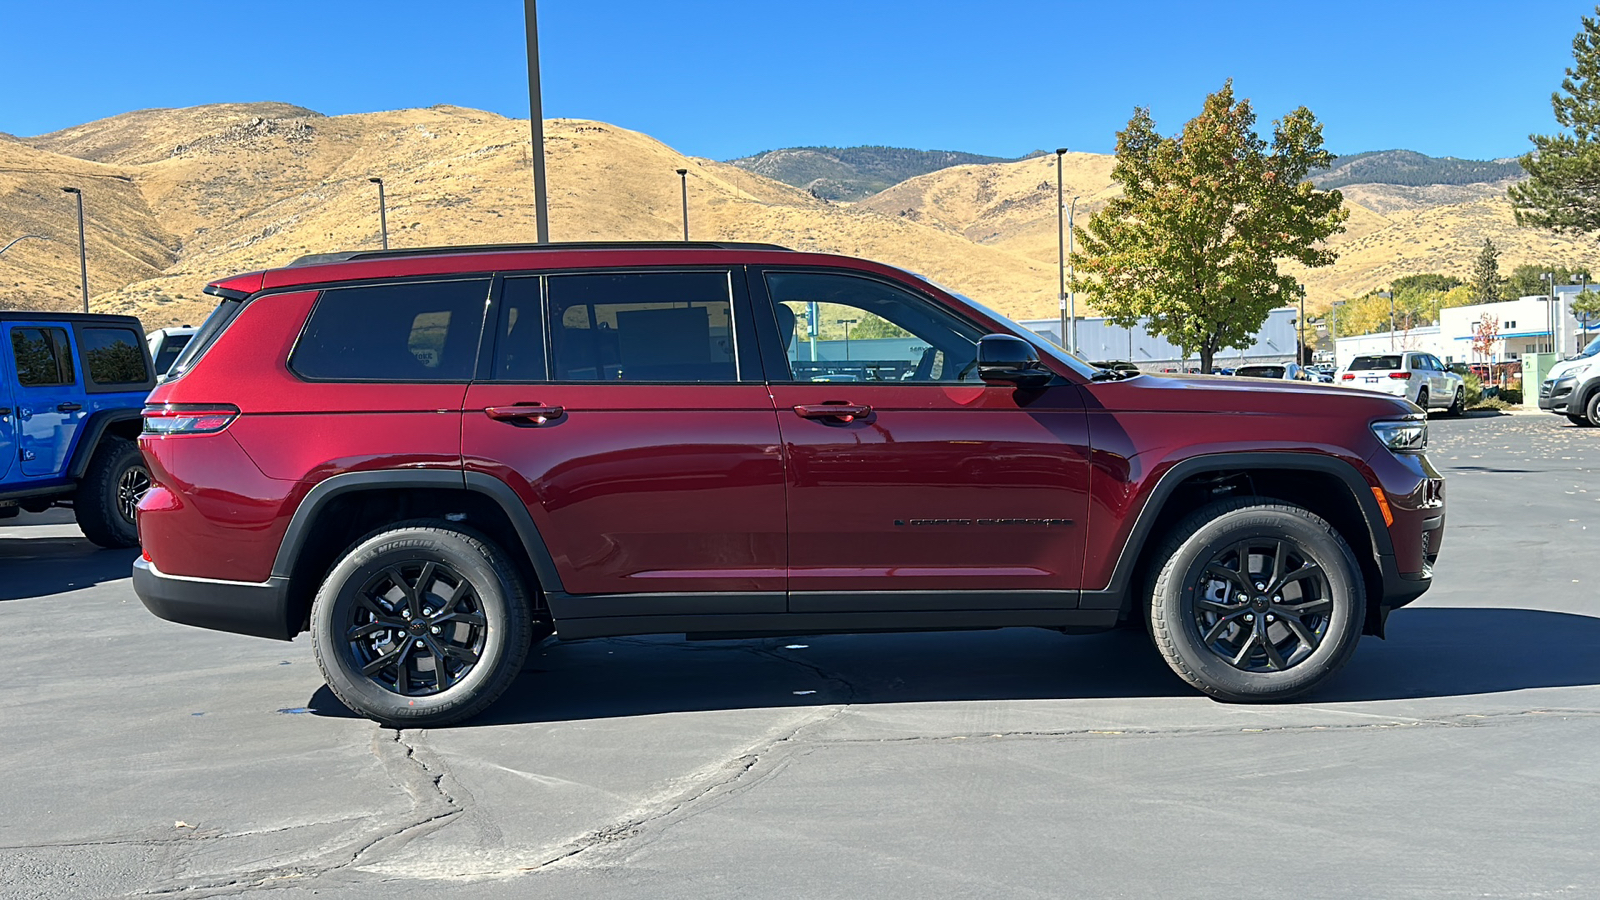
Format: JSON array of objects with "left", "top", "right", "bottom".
[
  {"left": 75, "top": 437, "right": 149, "bottom": 549},
  {"left": 1147, "top": 498, "right": 1365, "bottom": 702},
  {"left": 1445, "top": 387, "right": 1464, "bottom": 417},
  {"left": 1415, "top": 387, "right": 1429, "bottom": 410},
  {"left": 311, "top": 522, "right": 534, "bottom": 727}
]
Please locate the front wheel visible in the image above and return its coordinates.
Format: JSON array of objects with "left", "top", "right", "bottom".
[
  {"left": 1445, "top": 388, "right": 1464, "bottom": 417},
  {"left": 1586, "top": 391, "right": 1600, "bottom": 428},
  {"left": 75, "top": 437, "right": 149, "bottom": 549},
  {"left": 311, "top": 522, "right": 534, "bottom": 727},
  {"left": 1147, "top": 499, "right": 1366, "bottom": 702}
]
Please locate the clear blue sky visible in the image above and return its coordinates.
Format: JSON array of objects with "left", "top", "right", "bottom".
[{"left": 2, "top": 0, "right": 1593, "bottom": 161}]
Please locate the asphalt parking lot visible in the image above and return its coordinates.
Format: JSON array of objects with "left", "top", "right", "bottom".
[{"left": 2, "top": 410, "right": 1597, "bottom": 900}]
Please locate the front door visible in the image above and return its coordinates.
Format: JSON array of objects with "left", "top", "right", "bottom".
[
  {"left": 754, "top": 269, "right": 1091, "bottom": 611},
  {"left": 0, "top": 342, "right": 15, "bottom": 481},
  {"left": 464, "top": 269, "right": 787, "bottom": 602},
  {"left": 8, "top": 324, "right": 84, "bottom": 477}
]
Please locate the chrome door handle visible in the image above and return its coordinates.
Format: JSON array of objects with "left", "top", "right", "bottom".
[
  {"left": 485, "top": 404, "right": 565, "bottom": 425},
  {"left": 793, "top": 403, "right": 872, "bottom": 423}
]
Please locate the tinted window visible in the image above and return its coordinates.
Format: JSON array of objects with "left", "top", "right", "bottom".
[
  {"left": 765, "top": 271, "right": 982, "bottom": 383},
  {"left": 1349, "top": 355, "right": 1402, "bottom": 371},
  {"left": 547, "top": 272, "right": 738, "bottom": 382},
  {"left": 493, "top": 277, "right": 548, "bottom": 381},
  {"left": 81, "top": 327, "right": 150, "bottom": 385},
  {"left": 1236, "top": 365, "right": 1285, "bottom": 379},
  {"left": 292, "top": 279, "right": 489, "bottom": 381},
  {"left": 11, "top": 327, "right": 75, "bottom": 387},
  {"left": 168, "top": 298, "right": 242, "bottom": 379},
  {"left": 153, "top": 334, "right": 192, "bottom": 375}
]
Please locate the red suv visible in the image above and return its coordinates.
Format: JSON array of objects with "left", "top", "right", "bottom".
[{"left": 133, "top": 242, "right": 1445, "bottom": 726}]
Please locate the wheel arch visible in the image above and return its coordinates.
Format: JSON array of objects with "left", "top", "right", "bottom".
[
  {"left": 272, "top": 471, "right": 562, "bottom": 637},
  {"left": 66, "top": 409, "right": 144, "bottom": 480},
  {"left": 1084, "top": 453, "right": 1393, "bottom": 636}
]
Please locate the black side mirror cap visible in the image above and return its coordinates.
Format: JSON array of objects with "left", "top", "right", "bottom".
[{"left": 976, "top": 334, "right": 1052, "bottom": 387}]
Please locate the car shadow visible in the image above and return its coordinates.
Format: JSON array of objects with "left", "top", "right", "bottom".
[
  {"left": 306, "top": 607, "right": 1600, "bottom": 724},
  {"left": 0, "top": 529, "right": 139, "bottom": 601}
]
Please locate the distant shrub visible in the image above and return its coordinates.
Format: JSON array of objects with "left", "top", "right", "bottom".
[
  {"left": 1499, "top": 388, "right": 1523, "bottom": 405},
  {"left": 1462, "top": 373, "right": 1483, "bottom": 407}
]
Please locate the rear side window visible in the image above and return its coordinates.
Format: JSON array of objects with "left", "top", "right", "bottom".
[
  {"left": 80, "top": 327, "right": 150, "bottom": 386},
  {"left": 292, "top": 279, "right": 490, "bottom": 382},
  {"left": 546, "top": 271, "right": 738, "bottom": 382},
  {"left": 10, "top": 327, "right": 75, "bottom": 387},
  {"left": 168, "top": 298, "right": 243, "bottom": 379},
  {"left": 1349, "top": 356, "right": 1401, "bottom": 371}
]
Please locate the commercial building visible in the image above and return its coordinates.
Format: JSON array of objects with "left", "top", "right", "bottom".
[
  {"left": 1018, "top": 307, "right": 1301, "bottom": 371},
  {"left": 1333, "top": 287, "right": 1600, "bottom": 369}
]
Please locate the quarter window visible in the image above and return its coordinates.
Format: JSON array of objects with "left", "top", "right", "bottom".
[
  {"left": 80, "top": 327, "right": 150, "bottom": 386},
  {"left": 292, "top": 279, "right": 490, "bottom": 382},
  {"left": 764, "top": 271, "right": 983, "bottom": 383},
  {"left": 546, "top": 271, "right": 738, "bottom": 382},
  {"left": 10, "top": 327, "right": 75, "bottom": 387}
]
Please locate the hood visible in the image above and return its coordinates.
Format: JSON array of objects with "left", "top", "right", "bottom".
[
  {"left": 1547, "top": 356, "right": 1597, "bottom": 382},
  {"left": 1089, "top": 371, "right": 1417, "bottom": 417}
]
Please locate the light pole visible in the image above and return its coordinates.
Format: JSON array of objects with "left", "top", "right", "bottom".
[
  {"left": 524, "top": 0, "right": 551, "bottom": 243},
  {"left": 1298, "top": 285, "right": 1306, "bottom": 365},
  {"left": 368, "top": 177, "right": 388, "bottom": 250},
  {"left": 1054, "top": 149, "right": 1067, "bottom": 350},
  {"left": 676, "top": 168, "right": 689, "bottom": 241},
  {"left": 0, "top": 234, "right": 49, "bottom": 258},
  {"left": 1379, "top": 290, "right": 1394, "bottom": 350},
  {"left": 1543, "top": 271, "right": 1556, "bottom": 353},
  {"left": 837, "top": 318, "right": 858, "bottom": 360},
  {"left": 61, "top": 187, "right": 88, "bottom": 313}
]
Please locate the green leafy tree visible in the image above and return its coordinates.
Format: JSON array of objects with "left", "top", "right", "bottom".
[
  {"left": 1510, "top": 7, "right": 1600, "bottom": 238},
  {"left": 1470, "top": 239, "right": 1504, "bottom": 302},
  {"left": 1504, "top": 263, "right": 1593, "bottom": 298},
  {"left": 1574, "top": 289, "right": 1600, "bottom": 331},
  {"left": 1072, "top": 81, "right": 1348, "bottom": 373}
]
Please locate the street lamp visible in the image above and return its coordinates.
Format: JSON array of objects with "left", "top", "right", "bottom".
[
  {"left": 368, "top": 178, "right": 388, "bottom": 250},
  {"left": 837, "top": 318, "right": 859, "bottom": 360},
  {"left": 1378, "top": 290, "right": 1394, "bottom": 350},
  {"left": 0, "top": 234, "right": 49, "bottom": 258},
  {"left": 1068, "top": 195, "right": 1080, "bottom": 355},
  {"left": 1297, "top": 285, "right": 1306, "bottom": 365},
  {"left": 1542, "top": 271, "right": 1556, "bottom": 353},
  {"left": 1054, "top": 149, "right": 1067, "bottom": 351},
  {"left": 676, "top": 168, "right": 689, "bottom": 241},
  {"left": 61, "top": 187, "right": 88, "bottom": 313},
  {"left": 523, "top": 0, "right": 551, "bottom": 243}
]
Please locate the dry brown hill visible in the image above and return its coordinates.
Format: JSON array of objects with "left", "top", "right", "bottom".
[{"left": 3, "top": 104, "right": 1059, "bottom": 327}]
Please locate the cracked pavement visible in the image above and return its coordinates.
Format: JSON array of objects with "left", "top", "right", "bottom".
[{"left": 1, "top": 411, "right": 1597, "bottom": 899}]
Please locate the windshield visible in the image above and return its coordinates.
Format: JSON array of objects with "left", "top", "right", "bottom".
[
  {"left": 916, "top": 278, "right": 1100, "bottom": 378},
  {"left": 1578, "top": 335, "right": 1600, "bottom": 359}
]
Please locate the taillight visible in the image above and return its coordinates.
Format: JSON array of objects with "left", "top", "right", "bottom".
[
  {"left": 1388, "top": 372, "right": 1412, "bottom": 379},
  {"left": 142, "top": 403, "right": 240, "bottom": 435},
  {"left": 1340, "top": 373, "right": 1355, "bottom": 380}
]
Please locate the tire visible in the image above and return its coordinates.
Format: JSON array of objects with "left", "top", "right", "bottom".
[
  {"left": 1587, "top": 391, "right": 1600, "bottom": 428},
  {"left": 311, "top": 521, "right": 534, "bottom": 728},
  {"left": 74, "top": 437, "right": 150, "bottom": 549},
  {"left": 1445, "top": 387, "right": 1464, "bottom": 417},
  {"left": 1415, "top": 387, "right": 1428, "bottom": 411},
  {"left": 1147, "top": 498, "right": 1366, "bottom": 703},
  {"left": 1568, "top": 413, "right": 1595, "bottom": 427}
]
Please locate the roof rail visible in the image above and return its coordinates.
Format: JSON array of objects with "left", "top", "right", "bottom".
[{"left": 287, "top": 241, "right": 793, "bottom": 268}]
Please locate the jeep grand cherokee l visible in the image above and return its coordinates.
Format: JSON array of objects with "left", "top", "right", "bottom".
[{"left": 133, "top": 242, "right": 1445, "bottom": 726}]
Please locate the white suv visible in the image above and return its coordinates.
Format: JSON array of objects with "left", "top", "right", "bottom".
[{"left": 1338, "top": 352, "right": 1465, "bottom": 416}]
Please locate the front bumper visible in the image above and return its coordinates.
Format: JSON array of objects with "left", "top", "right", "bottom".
[
  {"left": 1540, "top": 376, "right": 1574, "bottom": 413},
  {"left": 133, "top": 557, "right": 297, "bottom": 641}
]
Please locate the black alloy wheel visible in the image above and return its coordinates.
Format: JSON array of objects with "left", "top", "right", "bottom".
[
  {"left": 345, "top": 561, "right": 487, "bottom": 696},
  {"left": 117, "top": 464, "right": 152, "bottom": 524},
  {"left": 1190, "top": 538, "right": 1332, "bottom": 673}
]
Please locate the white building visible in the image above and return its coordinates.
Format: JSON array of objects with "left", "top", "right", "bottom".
[
  {"left": 1334, "top": 287, "right": 1600, "bottom": 369},
  {"left": 1019, "top": 307, "right": 1301, "bottom": 371}
]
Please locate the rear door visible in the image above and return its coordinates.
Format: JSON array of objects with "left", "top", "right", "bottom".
[
  {"left": 463, "top": 268, "right": 787, "bottom": 602},
  {"left": 753, "top": 267, "right": 1090, "bottom": 609},
  {"left": 7, "top": 323, "right": 84, "bottom": 477},
  {"left": 0, "top": 339, "right": 15, "bottom": 480}
]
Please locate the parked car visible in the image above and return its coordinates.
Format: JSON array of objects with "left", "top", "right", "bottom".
[
  {"left": 133, "top": 242, "right": 1446, "bottom": 726},
  {"left": 1, "top": 312, "right": 156, "bottom": 546},
  {"left": 146, "top": 326, "right": 197, "bottom": 379},
  {"left": 1089, "top": 360, "right": 1139, "bottom": 373},
  {"left": 1337, "top": 352, "right": 1465, "bottom": 416},
  {"left": 1539, "top": 334, "right": 1600, "bottom": 426},
  {"left": 1234, "top": 363, "right": 1316, "bottom": 382}
]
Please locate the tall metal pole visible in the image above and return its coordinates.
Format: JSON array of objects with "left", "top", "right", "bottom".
[
  {"left": 1055, "top": 149, "right": 1066, "bottom": 350},
  {"left": 1069, "top": 195, "right": 1080, "bottom": 354},
  {"left": 676, "top": 168, "right": 689, "bottom": 240},
  {"left": 524, "top": 0, "right": 551, "bottom": 243},
  {"left": 1298, "top": 287, "right": 1305, "bottom": 365},
  {"left": 61, "top": 187, "right": 87, "bottom": 312},
  {"left": 368, "top": 177, "right": 388, "bottom": 250}
]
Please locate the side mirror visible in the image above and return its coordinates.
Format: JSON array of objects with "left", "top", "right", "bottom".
[{"left": 976, "top": 334, "right": 1052, "bottom": 387}]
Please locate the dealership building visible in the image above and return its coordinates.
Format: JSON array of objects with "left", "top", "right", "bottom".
[
  {"left": 1331, "top": 287, "right": 1600, "bottom": 369},
  {"left": 1018, "top": 307, "right": 1302, "bottom": 370}
]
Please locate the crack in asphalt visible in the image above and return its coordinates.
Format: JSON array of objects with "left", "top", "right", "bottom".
[{"left": 111, "top": 729, "right": 464, "bottom": 899}]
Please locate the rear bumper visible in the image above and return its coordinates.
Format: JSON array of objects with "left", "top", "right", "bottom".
[{"left": 133, "top": 557, "right": 296, "bottom": 641}]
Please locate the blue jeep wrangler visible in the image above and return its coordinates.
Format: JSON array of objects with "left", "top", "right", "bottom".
[{"left": 1, "top": 312, "right": 156, "bottom": 548}]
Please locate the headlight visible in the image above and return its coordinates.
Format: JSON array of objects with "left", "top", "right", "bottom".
[{"left": 1372, "top": 417, "right": 1427, "bottom": 453}]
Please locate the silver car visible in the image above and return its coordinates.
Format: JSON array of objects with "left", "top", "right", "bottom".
[{"left": 1337, "top": 352, "right": 1465, "bottom": 415}]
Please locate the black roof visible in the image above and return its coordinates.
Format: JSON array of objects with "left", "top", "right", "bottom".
[
  {"left": 287, "top": 241, "right": 794, "bottom": 268},
  {"left": 0, "top": 311, "right": 143, "bottom": 325}
]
